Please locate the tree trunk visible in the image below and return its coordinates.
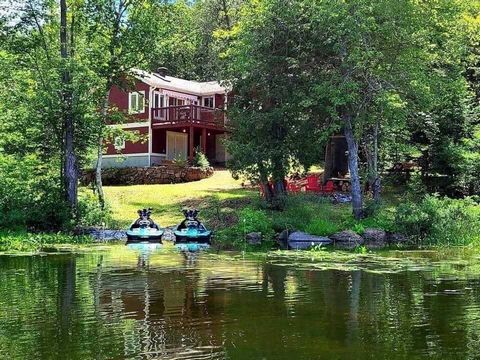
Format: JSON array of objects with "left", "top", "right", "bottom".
[
  {"left": 60, "top": 0, "right": 78, "bottom": 212},
  {"left": 343, "top": 113, "right": 363, "bottom": 219},
  {"left": 371, "top": 121, "right": 381, "bottom": 202},
  {"left": 221, "top": 0, "right": 232, "bottom": 30},
  {"left": 323, "top": 138, "right": 333, "bottom": 184},
  {"left": 95, "top": 89, "right": 111, "bottom": 209},
  {"left": 95, "top": 135, "right": 105, "bottom": 209}
]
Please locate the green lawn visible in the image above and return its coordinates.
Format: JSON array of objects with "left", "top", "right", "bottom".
[
  {"left": 104, "top": 170, "right": 257, "bottom": 228},
  {"left": 103, "top": 170, "right": 402, "bottom": 249}
]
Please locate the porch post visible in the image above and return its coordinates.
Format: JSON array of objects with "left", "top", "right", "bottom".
[
  {"left": 201, "top": 128, "right": 207, "bottom": 154},
  {"left": 189, "top": 126, "right": 194, "bottom": 162}
]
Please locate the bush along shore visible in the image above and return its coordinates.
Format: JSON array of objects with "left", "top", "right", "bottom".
[
  {"left": 212, "top": 194, "right": 480, "bottom": 252},
  {"left": 2, "top": 192, "right": 479, "bottom": 253},
  {"left": 0, "top": 231, "right": 94, "bottom": 253}
]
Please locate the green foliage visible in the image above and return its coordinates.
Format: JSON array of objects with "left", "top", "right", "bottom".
[
  {"left": 0, "top": 154, "right": 70, "bottom": 230},
  {"left": 354, "top": 246, "right": 368, "bottom": 255},
  {"left": 351, "top": 224, "right": 365, "bottom": 236},
  {"left": 395, "top": 195, "right": 480, "bottom": 246},
  {"left": 214, "top": 207, "right": 275, "bottom": 250},
  {"left": 172, "top": 154, "right": 188, "bottom": 168},
  {"left": 238, "top": 207, "right": 274, "bottom": 240},
  {"left": 77, "top": 192, "right": 112, "bottom": 228},
  {"left": 305, "top": 219, "right": 339, "bottom": 237},
  {"left": 0, "top": 231, "right": 93, "bottom": 252},
  {"left": 193, "top": 150, "right": 210, "bottom": 170}
]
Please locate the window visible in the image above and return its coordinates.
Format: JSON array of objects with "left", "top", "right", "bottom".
[
  {"left": 203, "top": 96, "right": 214, "bottom": 108},
  {"left": 153, "top": 92, "right": 164, "bottom": 108},
  {"left": 128, "top": 91, "right": 145, "bottom": 114},
  {"left": 114, "top": 137, "right": 125, "bottom": 151}
]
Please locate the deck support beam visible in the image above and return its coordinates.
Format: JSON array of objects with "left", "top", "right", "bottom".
[
  {"left": 201, "top": 128, "right": 207, "bottom": 155},
  {"left": 189, "top": 126, "right": 194, "bottom": 162}
]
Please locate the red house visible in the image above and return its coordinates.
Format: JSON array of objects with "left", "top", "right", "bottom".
[{"left": 103, "top": 68, "right": 230, "bottom": 168}]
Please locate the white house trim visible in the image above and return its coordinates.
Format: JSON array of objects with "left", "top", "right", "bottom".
[
  {"left": 103, "top": 153, "right": 150, "bottom": 158},
  {"left": 107, "top": 122, "right": 149, "bottom": 129}
]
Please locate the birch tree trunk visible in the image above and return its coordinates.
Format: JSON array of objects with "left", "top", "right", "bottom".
[
  {"left": 60, "top": 0, "right": 78, "bottom": 212},
  {"left": 95, "top": 88, "right": 111, "bottom": 210},
  {"left": 343, "top": 113, "right": 363, "bottom": 219}
]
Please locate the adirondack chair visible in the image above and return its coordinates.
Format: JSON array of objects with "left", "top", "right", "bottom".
[
  {"left": 322, "top": 180, "right": 336, "bottom": 193},
  {"left": 287, "top": 181, "right": 302, "bottom": 193},
  {"left": 305, "top": 174, "right": 322, "bottom": 192}
]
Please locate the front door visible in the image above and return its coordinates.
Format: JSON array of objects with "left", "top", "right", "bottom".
[{"left": 166, "top": 131, "right": 188, "bottom": 160}]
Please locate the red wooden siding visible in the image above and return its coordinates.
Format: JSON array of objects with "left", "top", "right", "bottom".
[
  {"left": 105, "top": 127, "right": 149, "bottom": 155},
  {"left": 215, "top": 94, "right": 224, "bottom": 109},
  {"left": 108, "top": 81, "right": 150, "bottom": 123},
  {"left": 152, "top": 128, "right": 167, "bottom": 154}
]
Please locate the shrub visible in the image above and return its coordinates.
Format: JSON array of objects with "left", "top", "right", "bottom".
[
  {"left": 0, "top": 230, "right": 93, "bottom": 252},
  {"left": 342, "top": 208, "right": 396, "bottom": 234},
  {"left": 77, "top": 192, "right": 112, "bottom": 228},
  {"left": 0, "top": 154, "right": 70, "bottom": 230},
  {"left": 172, "top": 154, "right": 188, "bottom": 168},
  {"left": 305, "top": 218, "right": 339, "bottom": 236},
  {"left": 214, "top": 207, "right": 275, "bottom": 249},
  {"left": 239, "top": 207, "right": 275, "bottom": 240},
  {"left": 395, "top": 195, "right": 480, "bottom": 246},
  {"left": 193, "top": 150, "right": 210, "bottom": 170}
]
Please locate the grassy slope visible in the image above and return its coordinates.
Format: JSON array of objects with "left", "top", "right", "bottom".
[
  {"left": 104, "top": 170, "right": 257, "bottom": 228},
  {"left": 103, "top": 169, "right": 381, "bottom": 241}
]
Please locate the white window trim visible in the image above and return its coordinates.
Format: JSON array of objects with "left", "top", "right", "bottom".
[
  {"left": 128, "top": 90, "right": 146, "bottom": 114},
  {"left": 202, "top": 96, "right": 215, "bottom": 108},
  {"left": 152, "top": 91, "right": 166, "bottom": 120},
  {"left": 114, "top": 136, "right": 126, "bottom": 151}
]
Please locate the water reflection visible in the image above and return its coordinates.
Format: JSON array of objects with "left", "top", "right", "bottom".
[{"left": 0, "top": 248, "right": 480, "bottom": 359}]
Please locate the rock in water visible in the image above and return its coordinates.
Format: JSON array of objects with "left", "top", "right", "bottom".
[
  {"left": 246, "top": 232, "right": 262, "bottom": 245},
  {"left": 287, "top": 231, "right": 332, "bottom": 250},
  {"left": 330, "top": 230, "right": 364, "bottom": 250},
  {"left": 387, "top": 232, "right": 410, "bottom": 246},
  {"left": 276, "top": 230, "right": 290, "bottom": 250},
  {"left": 88, "top": 229, "right": 127, "bottom": 242},
  {"left": 363, "top": 228, "right": 387, "bottom": 249}
]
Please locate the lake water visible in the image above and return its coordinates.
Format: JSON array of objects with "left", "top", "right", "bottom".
[{"left": 1, "top": 245, "right": 480, "bottom": 359}]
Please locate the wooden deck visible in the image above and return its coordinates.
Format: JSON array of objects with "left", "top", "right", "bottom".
[{"left": 151, "top": 105, "right": 227, "bottom": 129}]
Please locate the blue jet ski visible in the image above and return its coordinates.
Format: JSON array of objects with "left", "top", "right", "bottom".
[
  {"left": 126, "top": 208, "right": 164, "bottom": 243},
  {"left": 174, "top": 209, "right": 212, "bottom": 246}
]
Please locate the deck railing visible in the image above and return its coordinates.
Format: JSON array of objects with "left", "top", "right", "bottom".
[{"left": 151, "top": 105, "right": 226, "bottom": 127}]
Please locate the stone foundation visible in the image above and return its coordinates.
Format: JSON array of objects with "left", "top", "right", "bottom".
[{"left": 81, "top": 165, "right": 214, "bottom": 186}]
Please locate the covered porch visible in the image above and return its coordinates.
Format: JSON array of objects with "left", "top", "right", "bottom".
[{"left": 151, "top": 126, "right": 229, "bottom": 165}]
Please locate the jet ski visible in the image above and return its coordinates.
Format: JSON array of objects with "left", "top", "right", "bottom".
[
  {"left": 126, "top": 208, "right": 164, "bottom": 243},
  {"left": 174, "top": 209, "right": 212, "bottom": 246}
]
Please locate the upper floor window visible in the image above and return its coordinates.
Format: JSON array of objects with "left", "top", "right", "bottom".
[
  {"left": 153, "top": 92, "right": 165, "bottom": 108},
  {"left": 129, "top": 91, "right": 145, "bottom": 114},
  {"left": 203, "top": 96, "right": 214, "bottom": 108}
]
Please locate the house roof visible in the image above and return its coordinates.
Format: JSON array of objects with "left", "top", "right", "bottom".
[{"left": 132, "top": 69, "right": 227, "bottom": 96}]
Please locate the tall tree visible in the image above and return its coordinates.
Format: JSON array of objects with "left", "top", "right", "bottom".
[
  {"left": 60, "top": 0, "right": 78, "bottom": 211},
  {"left": 81, "top": 0, "right": 167, "bottom": 208}
]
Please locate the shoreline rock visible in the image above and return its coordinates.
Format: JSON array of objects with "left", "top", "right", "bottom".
[
  {"left": 363, "top": 228, "right": 387, "bottom": 249},
  {"left": 330, "top": 230, "right": 364, "bottom": 250},
  {"left": 287, "top": 231, "right": 332, "bottom": 250}
]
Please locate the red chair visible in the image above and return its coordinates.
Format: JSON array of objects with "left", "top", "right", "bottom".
[
  {"left": 305, "top": 174, "right": 322, "bottom": 192},
  {"left": 287, "top": 181, "right": 302, "bottom": 193},
  {"left": 322, "top": 180, "right": 335, "bottom": 193}
]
